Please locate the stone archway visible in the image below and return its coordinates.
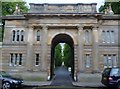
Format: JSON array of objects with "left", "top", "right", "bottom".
[{"left": 50, "top": 34, "right": 74, "bottom": 80}]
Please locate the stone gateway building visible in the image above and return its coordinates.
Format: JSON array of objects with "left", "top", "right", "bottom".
[{"left": 2, "top": 3, "right": 120, "bottom": 81}]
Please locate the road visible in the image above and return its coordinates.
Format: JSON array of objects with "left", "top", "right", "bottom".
[
  {"left": 51, "top": 66, "right": 73, "bottom": 86},
  {"left": 30, "top": 86, "right": 110, "bottom": 89},
  {"left": 22, "top": 66, "right": 111, "bottom": 89}
]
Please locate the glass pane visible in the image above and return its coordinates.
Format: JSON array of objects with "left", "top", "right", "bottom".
[
  {"left": 37, "top": 30, "right": 40, "bottom": 41},
  {"left": 12, "top": 31, "right": 15, "bottom": 41},
  {"left": 21, "top": 30, "right": 24, "bottom": 41},
  {"left": 110, "top": 68, "right": 119, "bottom": 76},
  {"left": 85, "top": 30, "right": 89, "bottom": 43}
]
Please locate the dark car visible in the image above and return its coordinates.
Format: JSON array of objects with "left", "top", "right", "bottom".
[
  {"left": 0, "top": 71, "right": 24, "bottom": 89},
  {"left": 101, "top": 67, "right": 120, "bottom": 89}
]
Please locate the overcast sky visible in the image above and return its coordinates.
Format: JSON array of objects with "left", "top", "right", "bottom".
[{"left": 25, "top": 0, "right": 105, "bottom": 11}]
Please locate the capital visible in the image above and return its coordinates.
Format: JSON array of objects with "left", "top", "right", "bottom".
[
  {"left": 42, "top": 25, "right": 48, "bottom": 30},
  {"left": 77, "top": 25, "right": 84, "bottom": 30}
]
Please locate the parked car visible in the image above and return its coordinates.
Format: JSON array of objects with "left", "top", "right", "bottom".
[
  {"left": 0, "top": 71, "right": 24, "bottom": 89},
  {"left": 101, "top": 67, "right": 120, "bottom": 89}
]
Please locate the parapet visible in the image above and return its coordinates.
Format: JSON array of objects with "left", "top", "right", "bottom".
[{"left": 29, "top": 3, "right": 97, "bottom": 13}]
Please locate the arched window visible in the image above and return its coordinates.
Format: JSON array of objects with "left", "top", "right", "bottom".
[
  {"left": 102, "top": 31, "right": 106, "bottom": 43},
  {"left": 19, "top": 54, "right": 22, "bottom": 66},
  {"left": 107, "top": 31, "right": 110, "bottom": 43},
  {"left": 110, "top": 31, "right": 115, "bottom": 43},
  {"left": 12, "top": 30, "right": 16, "bottom": 41},
  {"left": 37, "top": 30, "right": 40, "bottom": 41},
  {"left": 85, "top": 30, "right": 90, "bottom": 43},
  {"left": 17, "top": 30, "right": 20, "bottom": 41},
  {"left": 10, "top": 53, "right": 13, "bottom": 66},
  {"left": 21, "top": 30, "right": 24, "bottom": 41}
]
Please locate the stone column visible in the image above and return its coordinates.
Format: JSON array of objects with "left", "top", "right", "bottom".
[
  {"left": 92, "top": 26, "right": 99, "bottom": 72},
  {"left": 41, "top": 25, "right": 48, "bottom": 71},
  {"left": 77, "top": 26, "right": 84, "bottom": 72},
  {"left": 26, "top": 27, "right": 34, "bottom": 71}
]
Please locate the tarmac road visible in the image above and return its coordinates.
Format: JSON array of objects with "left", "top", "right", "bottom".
[
  {"left": 22, "top": 66, "right": 111, "bottom": 89},
  {"left": 50, "top": 66, "right": 73, "bottom": 86},
  {"left": 33, "top": 86, "right": 110, "bottom": 89}
]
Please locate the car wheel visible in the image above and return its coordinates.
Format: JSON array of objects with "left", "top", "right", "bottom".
[
  {"left": 117, "top": 82, "right": 120, "bottom": 89},
  {"left": 2, "top": 82, "right": 11, "bottom": 89}
]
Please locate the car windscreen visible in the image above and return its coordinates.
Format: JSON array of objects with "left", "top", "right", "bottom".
[
  {"left": 103, "top": 68, "right": 111, "bottom": 76},
  {"left": 110, "top": 68, "right": 119, "bottom": 76},
  {"left": 0, "top": 72, "right": 12, "bottom": 78}
]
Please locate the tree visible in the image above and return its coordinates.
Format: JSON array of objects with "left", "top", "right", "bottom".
[
  {"left": 54, "top": 44, "right": 62, "bottom": 67},
  {"left": 1, "top": 1, "right": 29, "bottom": 16},
  {"left": 0, "top": 0, "right": 29, "bottom": 42},
  {"left": 63, "top": 43, "right": 72, "bottom": 67},
  {"left": 99, "top": 2, "right": 120, "bottom": 14}
]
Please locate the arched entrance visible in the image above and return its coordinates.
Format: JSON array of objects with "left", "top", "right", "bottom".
[{"left": 50, "top": 34, "right": 74, "bottom": 80}]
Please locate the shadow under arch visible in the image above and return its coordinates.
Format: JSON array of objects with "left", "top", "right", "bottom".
[{"left": 50, "top": 33, "right": 74, "bottom": 80}]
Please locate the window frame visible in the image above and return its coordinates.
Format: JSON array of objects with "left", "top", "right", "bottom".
[{"left": 35, "top": 54, "right": 40, "bottom": 66}]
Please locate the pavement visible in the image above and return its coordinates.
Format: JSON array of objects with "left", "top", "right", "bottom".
[{"left": 23, "top": 66, "right": 106, "bottom": 88}]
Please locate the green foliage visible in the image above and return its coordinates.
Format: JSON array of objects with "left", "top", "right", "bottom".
[
  {"left": 1, "top": 0, "right": 29, "bottom": 16},
  {"left": 63, "top": 44, "right": 72, "bottom": 67},
  {"left": 111, "top": 2, "right": 120, "bottom": 14},
  {"left": 0, "top": 27, "right": 2, "bottom": 42},
  {"left": 99, "top": 2, "right": 120, "bottom": 14},
  {"left": 54, "top": 44, "right": 62, "bottom": 67},
  {"left": 0, "top": 0, "right": 29, "bottom": 42}
]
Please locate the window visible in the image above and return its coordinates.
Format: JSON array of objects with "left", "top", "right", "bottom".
[
  {"left": 19, "top": 54, "right": 22, "bottom": 66},
  {"left": 12, "top": 30, "right": 16, "bottom": 41},
  {"left": 85, "top": 54, "right": 91, "bottom": 68},
  {"left": 101, "top": 30, "right": 115, "bottom": 43},
  {"left": 10, "top": 53, "right": 13, "bottom": 66},
  {"left": 103, "top": 54, "right": 107, "bottom": 68},
  {"left": 9, "top": 53, "right": 23, "bottom": 66},
  {"left": 112, "top": 54, "right": 117, "bottom": 67},
  {"left": 12, "top": 30, "right": 25, "bottom": 42},
  {"left": 17, "top": 30, "right": 20, "bottom": 41},
  {"left": 110, "top": 31, "right": 115, "bottom": 43},
  {"left": 15, "top": 54, "right": 18, "bottom": 66},
  {"left": 85, "top": 30, "right": 91, "bottom": 44},
  {"left": 107, "top": 31, "right": 110, "bottom": 43},
  {"left": 37, "top": 30, "right": 40, "bottom": 41},
  {"left": 103, "top": 54, "right": 118, "bottom": 68},
  {"left": 21, "top": 30, "right": 24, "bottom": 41},
  {"left": 35, "top": 54, "right": 39, "bottom": 66},
  {"left": 102, "top": 31, "right": 106, "bottom": 43},
  {"left": 108, "top": 55, "right": 112, "bottom": 67}
]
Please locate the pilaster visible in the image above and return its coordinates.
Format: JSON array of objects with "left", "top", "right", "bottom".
[
  {"left": 26, "top": 27, "right": 34, "bottom": 71},
  {"left": 41, "top": 25, "right": 48, "bottom": 71},
  {"left": 92, "top": 26, "right": 99, "bottom": 72},
  {"left": 77, "top": 25, "right": 84, "bottom": 72}
]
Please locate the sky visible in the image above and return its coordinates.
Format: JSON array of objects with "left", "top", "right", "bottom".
[{"left": 25, "top": 0, "right": 105, "bottom": 11}]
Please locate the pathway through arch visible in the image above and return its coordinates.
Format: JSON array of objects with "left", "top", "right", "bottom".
[{"left": 50, "top": 66, "right": 73, "bottom": 86}]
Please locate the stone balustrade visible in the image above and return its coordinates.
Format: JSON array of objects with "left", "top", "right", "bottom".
[{"left": 29, "top": 3, "right": 97, "bottom": 13}]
